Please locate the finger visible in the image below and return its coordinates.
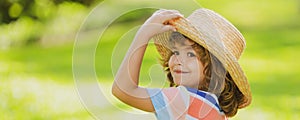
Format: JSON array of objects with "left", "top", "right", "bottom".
[
  {"left": 160, "top": 25, "right": 176, "bottom": 33},
  {"left": 147, "top": 9, "right": 183, "bottom": 25},
  {"left": 159, "top": 9, "right": 182, "bottom": 16},
  {"left": 159, "top": 13, "right": 183, "bottom": 23},
  {"left": 155, "top": 9, "right": 182, "bottom": 17}
]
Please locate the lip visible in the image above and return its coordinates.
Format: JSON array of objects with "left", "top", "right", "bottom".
[{"left": 173, "top": 70, "right": 189, "bottom": 74}]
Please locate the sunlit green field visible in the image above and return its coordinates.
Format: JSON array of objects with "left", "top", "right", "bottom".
[{"left": 1, "top": 0, "right": 300, "bottom": 119}]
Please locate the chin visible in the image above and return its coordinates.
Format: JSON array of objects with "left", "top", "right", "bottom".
[{"left": 173, "top": 79, "right": 188, "bottom": 86}]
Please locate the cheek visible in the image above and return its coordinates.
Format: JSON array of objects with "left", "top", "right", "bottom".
[
  {"left": 198, "top": 63, "right": 205, "bottom": 81},
  {"left": 188, "top": 60, "right": 202, "bottom": 70},
  {"left": 188, "top": 60, "right": 204, "bottom": 77},
  {"left": 168, "top": 56, "right": 175, "bottom": 67}
]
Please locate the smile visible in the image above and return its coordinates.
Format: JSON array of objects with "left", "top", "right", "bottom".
[{"left": 173, "top": 70, "right": 189, "bottom": 74}]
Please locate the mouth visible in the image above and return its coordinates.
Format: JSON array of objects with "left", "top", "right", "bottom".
[{"left": 173, "top": 70, "right": 189, "bottom": 74}]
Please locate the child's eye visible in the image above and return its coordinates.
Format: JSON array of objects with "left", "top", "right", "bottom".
[
  {"left": 172, "top": 51, "right": 179, "bottom": 55},
  {"left": 187, "top": 52, "right": 196, "bottom": 57}
]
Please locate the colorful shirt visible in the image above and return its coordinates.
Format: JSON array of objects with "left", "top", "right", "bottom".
[{"left": 147, "top": 86, "right": 227, "bottom": 120}]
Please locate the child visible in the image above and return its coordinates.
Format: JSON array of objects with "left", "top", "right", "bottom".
[{"left": 112, "top": 8, "right": 251, "bottom": 120}]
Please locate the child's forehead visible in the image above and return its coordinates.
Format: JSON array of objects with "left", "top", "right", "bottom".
[{"left": 169, "top": 32, "right": 195, "bottom": 44}]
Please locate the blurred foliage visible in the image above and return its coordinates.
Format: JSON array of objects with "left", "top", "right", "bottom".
[
  {"left": 0, "top": 0, "right": 99, "bottom": 24},
  {"left": 0, "top": 0, "right": 103, "bottom": 49},
  {"left": 0, "top": 0, "right": 300, "bottom": 119}
]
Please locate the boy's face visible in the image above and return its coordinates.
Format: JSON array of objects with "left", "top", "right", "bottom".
[{"left": 168, "top": 39, "right": 204, "bottom": 89}]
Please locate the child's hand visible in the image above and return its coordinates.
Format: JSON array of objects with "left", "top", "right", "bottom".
[{"left": 138, "top": 9, "right": 184, "bottom": 39}]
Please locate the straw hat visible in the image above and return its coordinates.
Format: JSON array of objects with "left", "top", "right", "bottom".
[{"left": 153, "top": 8, "right": 251, "bottom": 108}]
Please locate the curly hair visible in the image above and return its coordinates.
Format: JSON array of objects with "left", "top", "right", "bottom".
[{"left": 161, "top": 32, "right": 245, "bottom": 117}]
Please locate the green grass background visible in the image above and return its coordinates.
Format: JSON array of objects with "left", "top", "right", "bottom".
[{"left": 1, "top": 0, "right": 300, "bottom": 119}]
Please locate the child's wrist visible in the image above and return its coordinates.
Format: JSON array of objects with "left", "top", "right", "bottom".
[{"left": 135, "top": 26, "right": 153, "bottom": 41}]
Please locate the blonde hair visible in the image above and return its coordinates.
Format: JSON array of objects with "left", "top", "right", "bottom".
[{"left": 161, "top": 32, "right": 245, "bottom": 117}]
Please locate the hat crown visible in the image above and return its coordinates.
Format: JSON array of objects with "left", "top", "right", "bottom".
[{"left": 187, "top": 9, "right": 246, "bottom": 60}]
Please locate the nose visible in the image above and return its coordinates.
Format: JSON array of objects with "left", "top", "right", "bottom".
[{"left": 173, "top": 55, "right": 184, "bottom": 65}]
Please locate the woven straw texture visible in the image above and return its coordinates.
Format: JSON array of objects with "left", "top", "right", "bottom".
[{"left": 153, "top": 8, "right": 251, "bottom": 108}]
